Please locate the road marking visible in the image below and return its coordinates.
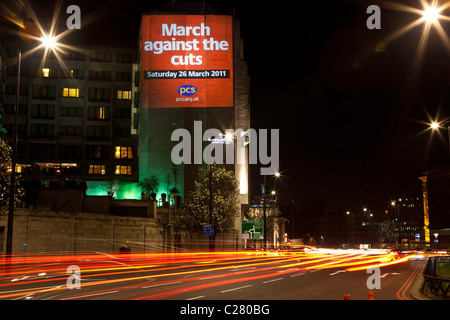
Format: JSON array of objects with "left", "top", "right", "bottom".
[
  {"left": 380, "top": 273, "right": 400, "bottom": 278},
  {"left": 232, "top": 267, "right": 256, "bottom": 271},
  {"left": 186, "top": 295, "right": 206, "bottom": 300},
  {"left": 60, "top": 290, "right": 119, "bottom": 300},
  {"left": 396, "top": 265, "right": 421, "bottom": 300},
  {"left": 220, "top": 285, "right": 253, "bottom": 293},
  {"left": 290, "top": 273, "right": 305, "bottom": 277},
  {"left": 263, "top": 278, "right": 283, "bottom": 284},
  {"left": 0, "top": 284, "right": 61, "bottom": 295},
  {"left": 277, "top": 268, "right": 299, "bottom": 273},
  {"left": 142, "top": 281, "right": 182, "bottom": 289},
  {"left": 199, "top": 275, "right": 226, "bottom": 280},
  {"left": 11, "top": 276, "right": 29, "bottom": 282},
  {"left": 329, "top": 270, "right": 346, "bottom": 276}
]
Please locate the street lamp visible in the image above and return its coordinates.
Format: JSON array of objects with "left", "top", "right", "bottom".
[
  {"left": 5, "top": 34, "right": 58, "bottom": 256},
  {"left": 40, "top": 34, "right": 58, "bottom": 49},
  {"left": 422, "top": 3, "right": 442, "bottom": 24},
  {"left": 262, "top": 171, "right": 280, "bottom": 250}
]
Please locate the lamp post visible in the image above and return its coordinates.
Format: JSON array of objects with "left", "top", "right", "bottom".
[
  {"left": 262, "top": 171, "right": 280, "bottom": 250},
  {"left": 5, "top": 35, "right": 58, "bottom": 256},
  {"left": 391, "top": 201, "right": 401, "bottom": 242},
  {"left": 346, "top": 211, "right": 354, "bottom": 245}
]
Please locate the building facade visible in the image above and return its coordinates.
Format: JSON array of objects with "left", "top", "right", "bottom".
[{"left": 1, "top": 38, "right": 139, "bottom": 204}]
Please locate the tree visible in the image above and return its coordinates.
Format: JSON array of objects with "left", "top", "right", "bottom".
[
  {"left": 104, "top": 178, "right": 120, "bottom": 198},
  {"left": 374, "top": 220, "right": 396, "bottom": 245},
  {"left": 176, "top": 164, "right": 240, "bottom": 246},
  {"left": 0, "top": 136, "right": 24, "bottom": 215},
  {"left": 138, "top": 175, "right": 159, "bottom": 200}
]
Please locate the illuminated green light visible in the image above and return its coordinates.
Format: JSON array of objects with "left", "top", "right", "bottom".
[{"left": 86, "top": 181, "right": 141, "bottom": 199}]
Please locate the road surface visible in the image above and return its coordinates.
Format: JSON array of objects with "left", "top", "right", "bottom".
[{"left": 0, "top": 248, "right": 427, "bottom": 302}]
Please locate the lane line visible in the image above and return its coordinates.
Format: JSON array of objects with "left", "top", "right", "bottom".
[
  {"left": 396, "top": 265, "right": 421, "bottom": 300},
  {"left": 263, "top": 278, "right": 283, "bottom": 284},
  {"left": 232, "top": 267, "right": 257, "bottom": 271},
  {"left": 220, "top": 285, "right": 253, "bottom": 293},
  {"left": 199, "top": 275, "right": 226, "bottom": 280},
  {"left": 329, "top": 270, "right": 345, "bottom": 276},
  {"left": 60, "top": 290, "right": 119, "bottom": 300},
  {"left": 142, "top": 281, "right": 182, "bottom": 289},
  {"left": 290, "top": 273, "right": 305, "bottom": 278},
  {"left": 186, "top": 295, "right": 206, "bottom": 300}
]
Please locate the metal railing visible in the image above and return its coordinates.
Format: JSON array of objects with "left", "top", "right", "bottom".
[{"left": 422, "top": 256, "right": 450, "bottom": 299}]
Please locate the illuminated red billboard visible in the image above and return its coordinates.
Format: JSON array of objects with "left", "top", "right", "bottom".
[{"left": 140, "top": 15, "right": 234, "bottom": 108}]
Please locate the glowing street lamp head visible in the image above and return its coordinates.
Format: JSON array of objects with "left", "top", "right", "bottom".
[
  {"left": 431, "top": 122, "right": 440, "bottom": 129},
  {"left": 423, "top": 6, "right": 441, "bottom": 23},
  {"left": 41, "top": 34, "right": 57, "bottom": 49}
]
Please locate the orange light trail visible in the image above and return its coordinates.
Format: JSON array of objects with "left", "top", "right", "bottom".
[{"left": 0, "top": 248, "right": 428, "bottom": 300}]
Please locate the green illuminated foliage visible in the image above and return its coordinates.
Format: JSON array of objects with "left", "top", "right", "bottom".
[{"left": 138, "top": 175, "right": 160, "bottom": 200}]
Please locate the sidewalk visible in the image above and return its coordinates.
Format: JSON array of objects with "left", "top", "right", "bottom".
[{"left": 409, "top": 272, "right": 433, "bottom": 300}]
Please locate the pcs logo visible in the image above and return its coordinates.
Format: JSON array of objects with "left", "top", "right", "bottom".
[{"left": 177, "top": 85, "right": 197, "bottom": 96}]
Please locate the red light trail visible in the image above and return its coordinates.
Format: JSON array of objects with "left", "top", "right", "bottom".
[{"left": 0, "top": 248, "right": 437, "bottom": 300}]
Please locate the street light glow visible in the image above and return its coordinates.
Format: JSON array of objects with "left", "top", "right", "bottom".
[
  {"left": 430, "top": 122, "right": 440, "bottom": 129},
  {"left": 423, "top": 5, "right": 441, "bottom": 23},
  {"left": 41, "top": 34, "right": 57, "bottom": 49}
]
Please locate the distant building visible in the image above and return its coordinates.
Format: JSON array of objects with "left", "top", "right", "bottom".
[{"left": 389, "top": 195, "right": 423, "bottom": 241}]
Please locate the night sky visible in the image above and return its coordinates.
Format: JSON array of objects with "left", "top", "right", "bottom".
[{"left": 11, "top": 0, "right": 450, "bottom": 212}]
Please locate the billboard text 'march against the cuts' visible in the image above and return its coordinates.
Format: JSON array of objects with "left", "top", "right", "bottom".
[{"left": 141, "top": 15, "right": 234, "bottom": 108}]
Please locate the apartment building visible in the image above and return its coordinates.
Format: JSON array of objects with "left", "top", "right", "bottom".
[{"left": 1, "top": 37, "right": 139, "bottom": 204}]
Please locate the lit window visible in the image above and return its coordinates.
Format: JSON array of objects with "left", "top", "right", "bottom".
[
  {"left": 62, "top": 88, "right": 80, "bottom": 97},
  {"left": 117, "top": 90, "right": 131, "bottom": 100},
  {"left": 88, "top": 165, "right": 106, "bottom": 175},
  {"left": 115, "top": 146, "right": 133, "bottom": 159},
  {"left": 115, "top": 165, "right": 132, "bottom": 175},
  {"left": 98, "top": 107, "right": 106, "bottom": 119},
  {"left": 42, "top": 68, "right": 50, "bottom": 77}
]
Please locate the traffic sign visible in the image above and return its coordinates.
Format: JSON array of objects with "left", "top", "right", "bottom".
[
  {"left": 241, "top": 220, "right": 263, "bottom": 240},
  {"left": 203, "top": 224, "right": 214, "bottom": 236}
]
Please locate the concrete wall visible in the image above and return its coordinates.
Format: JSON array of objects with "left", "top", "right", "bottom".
[{"left": 0, "top": 209, "right": 163, "bottom": 254}]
